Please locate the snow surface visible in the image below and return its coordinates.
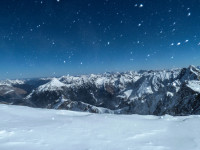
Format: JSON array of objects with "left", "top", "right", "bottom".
[{"left": 0, "top": 104, "right": 200, "bottom": 150}]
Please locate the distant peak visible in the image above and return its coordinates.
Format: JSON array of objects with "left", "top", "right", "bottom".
[
  {"left": 178, "top": 65, "right": 200, "bottom": 81},
  {"left": 37, "top": 78, "right": 66, "bottom": 92},
  {"left": 188, "top": 65, "right": 197, "bottom": 70}
]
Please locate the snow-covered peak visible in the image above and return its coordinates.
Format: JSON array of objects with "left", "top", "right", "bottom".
[
  {"left": 0, "top": 79, "right": 24, "bottom": 86},
  {"left": 37, "top": 78, "right": 66, "bottom": 92},
  {"left": 189, "top": 65, "right": 200, "bottom": 74},
  {"left": 178, "top": 65, "right": 200, "bottom": 81},
  {"left": 58, "top": 72, "right": 140, "bottom": 89}
]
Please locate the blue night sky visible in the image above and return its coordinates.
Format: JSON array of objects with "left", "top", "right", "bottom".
[{"left": 0, "top": 0, "right": 200, "bottom": 79}]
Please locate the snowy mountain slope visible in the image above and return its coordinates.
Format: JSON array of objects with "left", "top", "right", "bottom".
[
  {"left": 187, "top": 81, "right": 200, "bottom": 93},
  {"left": 0, "top": 65, "right": 200, "bottom": 115},
  {"left": 53, "top": 96, "right": 114, "bottom": 113},
  {"left": 0, "top": 79, "right": 25, "bottom": 86},
  {"left": 0, "top": 104, "right": 200, "bottom": 150},
  {"left": 36, "top": 78, "right": 66, "bottom": 92}
]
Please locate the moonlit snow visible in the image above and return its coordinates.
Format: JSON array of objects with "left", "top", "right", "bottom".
[{"left": 1, "top": 104, "right": 200, "bottom": 150}]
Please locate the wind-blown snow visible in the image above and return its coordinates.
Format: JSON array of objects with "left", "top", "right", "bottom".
[{"left": 0, "top": 104, "right": 200, "bottom": 150}]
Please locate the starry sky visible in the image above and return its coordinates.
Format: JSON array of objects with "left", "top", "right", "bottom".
[{"left": 0, "top": 0, "right": 200, "bottom": 79}]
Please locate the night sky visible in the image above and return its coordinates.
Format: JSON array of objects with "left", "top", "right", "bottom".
[{"left": 1, "top": 0, "right": 200, "bottom": 79}]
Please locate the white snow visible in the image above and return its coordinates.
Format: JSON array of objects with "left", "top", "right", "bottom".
[
  {"left": 124, "top": 90, "right": 133, "bottom": 99},
  {"left": 187, "top": 81, "right": 200, "bottom": 93},
  {"left": 4, "top": 89, "right": 14, "bottom": 94},
  {"left": 137, "top": 79, "right": 153, "bottom": 97},
  {"left": 0, "top": 79, "right": 24, "bottom": 86},
  {"left": 1, "top": 104, "right": 200, "bottom": 150},
  {"left": 166, "top": 91, "right": 174, "bottom": 97},
  {"left": 37, "top": 78, "right": 66, "bottom": 92},
  {"left": 95, "top": 77, "right": 109, "bottom": 87}
]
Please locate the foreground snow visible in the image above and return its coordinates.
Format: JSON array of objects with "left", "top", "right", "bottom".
[{"left": 0, "top": 105, "right": 200, "bottom": 150}]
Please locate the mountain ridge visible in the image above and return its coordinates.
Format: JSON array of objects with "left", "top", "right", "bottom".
[{"left": 0, "top": 65, "right": 200, "bottom": 116}]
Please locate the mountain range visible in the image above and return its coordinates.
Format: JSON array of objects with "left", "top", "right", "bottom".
[{"left": 0, "top": 65, "right": 200, "bottom": 116}]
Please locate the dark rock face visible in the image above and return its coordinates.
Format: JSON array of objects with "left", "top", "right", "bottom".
[
  {"left": 0, "top": 65, "right": 200, "bottom": 116},
  {"left": 56, "top": 98, "right": 113, "bottom": 114},
  {"left": 0, "top": 85, "right": 27, "bottom": 103}
]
